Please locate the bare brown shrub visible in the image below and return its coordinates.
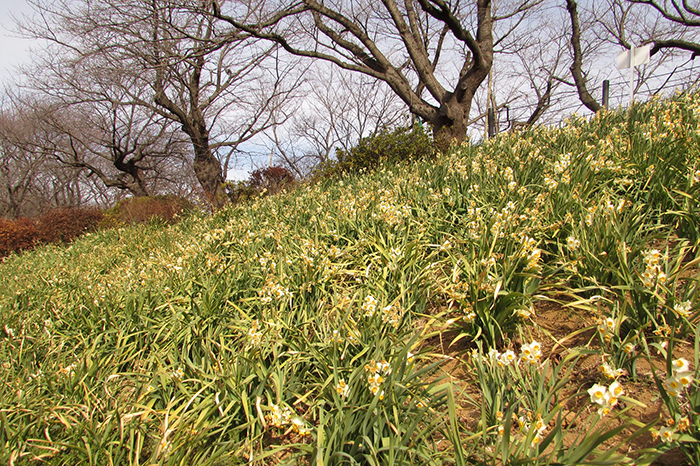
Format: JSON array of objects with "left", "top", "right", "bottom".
[
  {"left": 100, "top": 195, "right": 193, "bottom": 227},
  {"left": 36, "top": 208, "right": 104, "bottom": 244},
  {"left": 0, "top": 207, "right": 103, "bottom": 258},
  {"left": 0, "top": 217, "right": 39, "bottom": 257}
]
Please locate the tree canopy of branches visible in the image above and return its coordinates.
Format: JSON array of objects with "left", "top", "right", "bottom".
[
  {"left": 20, "top": 0, "right": 299, "bottom": 208},
  {"left": 629, "top": 0, "right": 700, "bottom": 57},
  {"left": 268, "top": 68, "right": 408, "bottom": 177},
  {"left": 0, "top": 101, "right": 106, "bottom": 219},
  {"left": 4, "top": 0, "right": 698, "bottom": 217},
  {"left": 23, "top": 92, "right": 195, "bottom": 198},
  {"left": 213, "top": 0, "right": 544, "bottom": 144}
]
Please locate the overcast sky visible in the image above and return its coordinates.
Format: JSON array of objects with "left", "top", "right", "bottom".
[{"left": 0, "top": 0, "right": 35, "bottom": 84}]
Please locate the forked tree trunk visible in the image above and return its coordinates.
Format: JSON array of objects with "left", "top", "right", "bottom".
[
  {"left": 422, "top": 0, "right": 493, "bottom": 144},
  {"left": 214, "top": 0, "right": 497, "bottom": 149},
  {"left": 427, "top": 70, "right": 491, "bottom": 144}
]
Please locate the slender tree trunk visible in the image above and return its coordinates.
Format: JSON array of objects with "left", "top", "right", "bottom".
[{"left": 566, "top": 0, "right": 602, "bottom": 113}]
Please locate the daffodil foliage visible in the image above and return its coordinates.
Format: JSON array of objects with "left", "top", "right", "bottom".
[{"left": 2, "top": 91, "right": 700, "bottom": 464}]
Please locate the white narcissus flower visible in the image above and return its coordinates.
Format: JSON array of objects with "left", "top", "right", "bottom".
[
  {"left": 362, "top": 295, "right": 378, "bottom": 317},
  {"left": 604, "top": 317, "right": 615, "bottom": 331},
  {"left": 672, "top": 358, "right": 690, "bottom": 374},
  {"left": 666, "top": 376, "right": 683, "bottom": 398},
  {"left": 499, "top": 350, "right": 517, "bottom": 366},
  {"left": 530, "top": 341, "right": 542, "bottom": 353},
  {"left": 588, "top": 384, "right": 607, "bottom": 405},
  {"left": 608, "top": 380, "right": 624, "bottom": 398},
  {"left": 336, "top": 380, "right": 349, "bottom": 397},
  {"left": 677, "top": 372, "right": 693, "bottom": 388},
  {"left": 597, "top": 404, "right": 613, "bottom": 417},
  {"left": 566, "top": 236, "right": 581, "bottom": 251},
  {"left": 673, "top": 301, "right": 693, "bottom": 317},
  {"left": 657, "top": 426, "right": 675, "bottom": 443}
]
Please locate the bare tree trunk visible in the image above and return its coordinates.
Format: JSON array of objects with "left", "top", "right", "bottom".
[
  {"left": 566, "top": 0, "right": 603, "bottom": 113},
  {"left": 525, "top": 80, "right": 554, "bottom": 127},
  {"left": 18, "top": 0, "right": 292, "bottom": 209},
  {"left": 429, "top": 0, "right": 494, "bottom": 141},
  {"left": 191, "top": 135, "right": 226, "bottom": 208}
]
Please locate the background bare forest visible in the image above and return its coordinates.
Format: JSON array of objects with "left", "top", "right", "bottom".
[{"left": 0, "top": 0, "right": 699, "bottom": 218}]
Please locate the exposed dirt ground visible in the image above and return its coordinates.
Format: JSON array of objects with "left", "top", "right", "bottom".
[{"left": 432, "top": 302, "right": 695, "bottom": 465}]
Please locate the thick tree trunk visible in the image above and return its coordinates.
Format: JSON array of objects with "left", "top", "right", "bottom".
[
  {"left": 154, "top": 76, "right": 227, "bottom": 208},
  {"left": 126, "top": 178, "right": 150, "bottom": 197},
  {"left": 215, "top": 0, "right": 497, "bottom": 147},
  {"left": 423, "top": 0, "right": 493, "bottom": 145},
  {"left": 7, "top": 185, "right": 24, "bottom": 220},
  {"left": 429, "top": 69, "right": 490, "bottom": 144},
  {"left": 430, "top": 107, "right": 469, "bottom": 146},
  {"left": 113, "top": 159, "right": 150, "bottom": 197},
  {"left": 192, "top": 136, "right": 226, "bottom": 209}
]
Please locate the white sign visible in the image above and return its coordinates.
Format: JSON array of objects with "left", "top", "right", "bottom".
[{"left": 616, "top": 44, "right": 651, "bottom": 69}]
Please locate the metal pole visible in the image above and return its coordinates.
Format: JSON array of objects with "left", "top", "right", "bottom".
[
  {"left": 602, "top": 80, "right": 610, "bottom": 109},
  {"left": 485, "top": 69, "right": 492, "bottom": 140},
  {"left": 630, "top": 44, "right": 635, "bottom": 104}
]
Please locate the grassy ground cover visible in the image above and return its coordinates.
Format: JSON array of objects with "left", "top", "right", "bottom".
[{"left": 2, "top": 91, "right": 700, "bottom": 465}]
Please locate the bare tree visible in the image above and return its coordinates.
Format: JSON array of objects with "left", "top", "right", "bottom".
[
  {"left": 476, "top": 3, "right": 571, "bottom": 133},
  {"left": 213, "top": 0, "right": 543, "bottom": 144},
  {"left": 594, "top": 0, "right": 697, "bottom": 85},
  {"left": 628, "top": 0, "right": 700, "bottom": 56},
  {"left": 268, "top": 67, "right": 408, "bottom": 177},
  {"left": 0, "top": 97, "right": 100, "bottom": 219},
  {"left": 23, "top": 92, "right": 193, "bottom": 199},
  {"left": 564, "top": 0, "right": 604, "bottom": 112},
  {"left": 563, "top": 0, "right": 699, "bottom": 112},
  {"left": 20, "top": 0, "right": 298, "bottom": 208},
  {"left": 0, "top": 112, "right": 51, "bottom": 218}
]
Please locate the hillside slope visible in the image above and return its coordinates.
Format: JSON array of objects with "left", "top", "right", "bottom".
[{"left": 2, "top": 92, "right": 700, "bottom": 465}]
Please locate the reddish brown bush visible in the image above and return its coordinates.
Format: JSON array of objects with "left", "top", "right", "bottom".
[
  {"left": 101, "top": 195, "right": 193, "bottom": 227},
  {"left": 226, "top": 166, "right": 295, "bottom": 205},
  {"left": 248, "top": 166, "right": 295, "bottom": 194},
  {"left": 0, "top": 208, "right": 104, "bottom": 258},
  {"left": 36, "top": 208, "right": 104, "bottom": 244},
  {"left": 0, "top": 217, "right": 40, "bottom": 257},
  {"left": 0, "top": 197, "right": 193, "bottom": 258}
]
